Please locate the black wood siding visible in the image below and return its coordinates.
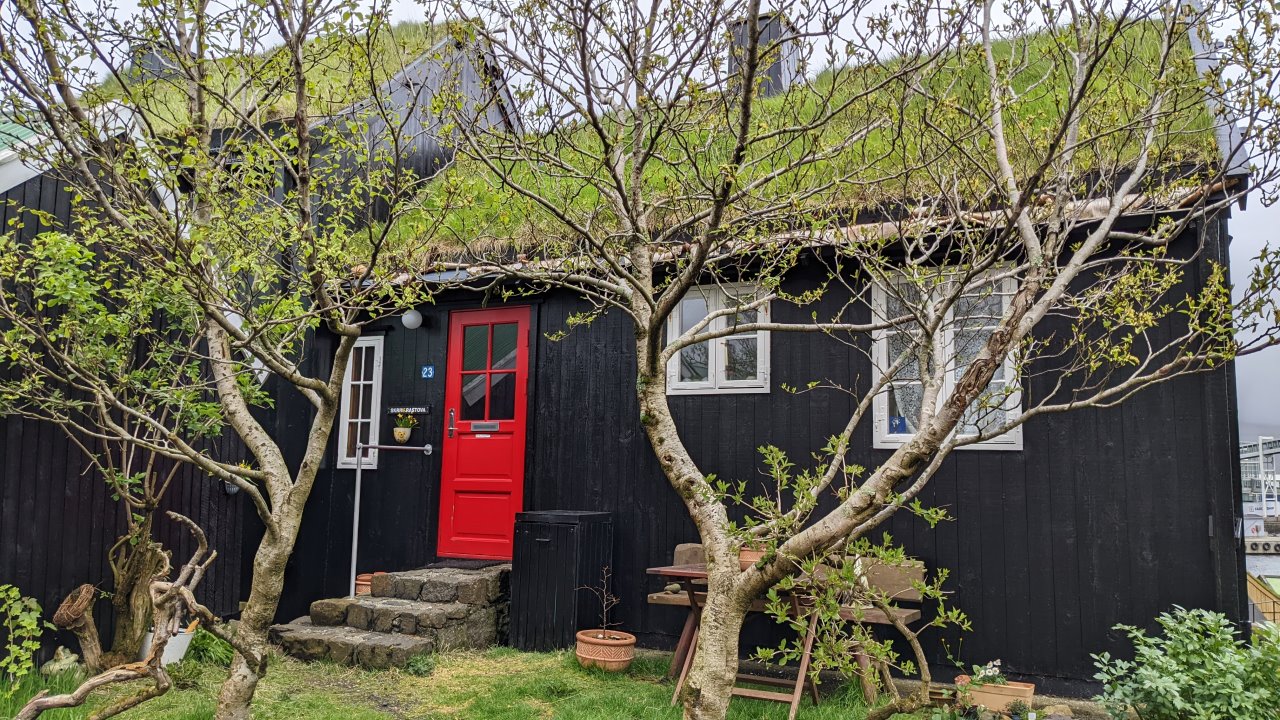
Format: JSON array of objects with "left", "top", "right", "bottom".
[
  {"left": 276, "top": 215, "right": 1244, "bottom": 691},
  {"left": 0, "top": 170, "right": 247, "bottom": 658}
]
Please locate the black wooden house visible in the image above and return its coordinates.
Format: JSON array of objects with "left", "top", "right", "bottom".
[{"left": 0, "top": 16, "right": 1250, "bottom": 695}]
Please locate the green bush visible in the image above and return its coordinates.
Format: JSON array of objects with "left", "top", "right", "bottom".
[
  {"left": 1092, "top": 607, "right": 1280, "bottom": 720},
  {"left": 404, "top": 653, "right": 436, "bottom": 677},
  {"left": 0, "top": 585, "right": 48, "bottom": 697},
  {"left": 187, "top": 628, "right": 235, "bottom": 667}
]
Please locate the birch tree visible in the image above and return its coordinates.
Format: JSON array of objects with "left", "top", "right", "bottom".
[
  {"left": 420, "top": 0, "right": 1280, "bottom": 717},
  {"left": 0, "top": 0, "right": 461, "bottom": 716}
]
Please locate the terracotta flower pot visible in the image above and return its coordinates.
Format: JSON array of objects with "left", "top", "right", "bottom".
[
  {"left": 954, "top": 674, "right": 1036, "bottom": 712},
  {"left": 393, "top": 427, "right": 412, "bottom": 444},
  {"left": 739, "top": 547, "right": 766, "bottom": 570},
  {"left": 354, "top": 571, "right": 386, "bottom": 596},
  {"left": 575, "top": 629, "right": 636, "bottom": 672}
]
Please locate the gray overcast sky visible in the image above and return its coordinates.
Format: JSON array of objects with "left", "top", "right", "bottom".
[{"left": 1232, "top": 198, "right": 1280, "bottom": 441}]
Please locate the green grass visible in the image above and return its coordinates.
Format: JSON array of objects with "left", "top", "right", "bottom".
[
  {"left": 387, "top": 18, "right": 1220, "bottom": 253},
  {"left": 91, "top": 20, "right": 450, "bottom": 130},
  {"left": 1, "top": 649, "right": 929, "bottom": 720}
]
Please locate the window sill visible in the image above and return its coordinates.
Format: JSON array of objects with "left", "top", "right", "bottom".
[
  {"left": 667, "top": 384, "right": 771, "bottom": 396},
  {"left": 336, "top": 460, "right": 380, "bottom": 470},
  {"left": 873, "top": 437, "right": 1023, "bottom": 452}
]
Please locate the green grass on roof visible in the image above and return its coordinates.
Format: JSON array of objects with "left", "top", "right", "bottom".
[
  {"left": 389, "top": 19, "right": 1218, "bottom": 254},
  {"left": 92, "top": 21, "right": 449, "bottom": 130}
]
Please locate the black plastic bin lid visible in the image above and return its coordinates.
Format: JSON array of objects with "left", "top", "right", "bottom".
[{"left": 515, "top": 510, "right": 611, "bottom": 524}]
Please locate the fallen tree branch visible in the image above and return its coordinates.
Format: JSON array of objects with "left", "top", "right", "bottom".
[{"left": 15, "top": 512, "right": 215, "bottom": 720}]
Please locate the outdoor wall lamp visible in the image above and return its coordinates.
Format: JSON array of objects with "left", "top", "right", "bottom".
[{"left": 401, "top": 308, "right": 423, "bottom": 330}]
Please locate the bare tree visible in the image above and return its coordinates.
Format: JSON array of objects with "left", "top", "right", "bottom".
[
  {"left": 0, "top": 0, "right": 470, "bottom": 716},
  {"left": 419, "top": 0, "right": 1280, "bottom": 717}
]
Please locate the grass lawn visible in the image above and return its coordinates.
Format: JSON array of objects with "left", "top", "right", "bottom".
[{"left": 2, "top": 648, "right": 928, "bottom": 720}]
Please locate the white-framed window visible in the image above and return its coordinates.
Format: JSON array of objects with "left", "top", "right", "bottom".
[
  {"left": 871, "top": 272, "right": 1022, "bottom": 450},
  {"left": 337, "top": 335, "right": 385, "bottom": 469},
  {"left": 666, "top": 284, "right": 770, "bottom": 395}
]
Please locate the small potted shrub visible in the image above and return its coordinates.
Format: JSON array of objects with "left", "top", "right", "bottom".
[
  {"left": 392, "top": 413, "right": 418, "bottom": 444},
  {"left": 575, "top": 566, "right": 636, "bottom": 672},
  {"left": 954, "top": 660, "right": 1035, "bottom": 713}
]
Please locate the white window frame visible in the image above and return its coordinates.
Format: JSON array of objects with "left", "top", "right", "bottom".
[
  {"left": 666, "top": 283, "right": 771, "bottom": 395},
  {"left": 871, "top": 273, "right": 1022, "bottom": 451},
  {"left": 336, "top": 335, "right": 385, "bottom": 469}
]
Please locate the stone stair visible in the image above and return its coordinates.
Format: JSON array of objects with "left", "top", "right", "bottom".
[{"left": 269, "top": 564, "right": 510, "bottom": 669}]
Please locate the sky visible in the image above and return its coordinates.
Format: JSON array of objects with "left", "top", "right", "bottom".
[{"left": 1231, "top": 198, "right": 1280, "bottom": 442}]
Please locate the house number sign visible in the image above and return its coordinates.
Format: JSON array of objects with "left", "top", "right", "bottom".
[{"left": 420, "top": 364, "right": 435, "bottom": 379}]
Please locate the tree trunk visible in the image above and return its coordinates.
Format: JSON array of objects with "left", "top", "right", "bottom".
[
  {"left": 106, "top": 540, "right": 168, "bottom": 667},
  {"left": 681, "top": 576, "right": 749, "bottom": 720},
  {"left": 213, "top": 525, "right": 294, "bottom": 720}
]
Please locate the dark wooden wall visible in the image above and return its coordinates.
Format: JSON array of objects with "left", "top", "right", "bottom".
[
  {"left": 273, "top": 214, "right": 1244, "bottom": 691},
  {"left": 0, "top": 170, "right": 247, "bottom": 659}
]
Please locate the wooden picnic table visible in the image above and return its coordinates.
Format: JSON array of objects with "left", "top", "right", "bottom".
[{"left": 647, "top": 563, "right": 921, "bottom": 720}]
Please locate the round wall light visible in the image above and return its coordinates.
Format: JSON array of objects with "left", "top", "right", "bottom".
[{"left": 401, "top": 308, "right": 423, "bottom": 330}]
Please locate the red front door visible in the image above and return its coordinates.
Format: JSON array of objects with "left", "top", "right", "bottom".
[{"left": 437, "top": 306, "right": 530, "bottom": 559}]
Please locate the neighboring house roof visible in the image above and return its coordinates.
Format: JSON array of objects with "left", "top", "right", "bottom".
[
  {"left": 0, "top": 120, "right": 44, "bottom": 194},
  {"left": 0, "top": 120, "right": 38, "bottom": 154}
]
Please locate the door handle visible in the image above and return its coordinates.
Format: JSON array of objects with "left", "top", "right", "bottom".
[{"left": 448, "top": 408, "right": 455, "bottom": 438}]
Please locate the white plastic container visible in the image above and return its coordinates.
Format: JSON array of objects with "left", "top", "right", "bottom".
[{"left": 138, "top": 628, "right": 194, "bottom": 666}]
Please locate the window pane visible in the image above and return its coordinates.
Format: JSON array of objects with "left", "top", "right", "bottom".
[
  {"left": 680, "top": 296, "right": 708, "bottom": 333},
  {"left": 955, "top": 290, "right": 1002, "bottom": 327},
  {"left": 489, "top": 372, "right": 516, "bottom": 419},
  {"left": 463, "top": 325, "right": 489, "bottom": 371},
  {"left": 361, "top": 346, "right": 376, "bottom": 381},
  {"left": 961, "top": 383, "right": 1008, "bottom": 436},
  {"left": 679, "top": 343, "right": 709, "bottom": 382},
  {"left": 728, "top": 304, "right": 757, "bottom": 331},
  {"left": 887, "top": 384, "right": 922, "bottom": 435},
  {"left": 888, "top": 332, "right": 920, "bottom": 380},
  {"left": 461, "top": 373, "right": 487, "bottom": 420},
  {"left": 725, "top": 337, "right": 758, "bottom": 381},
  {"left": 348, "top": 384, "right": 364, "bottom": 420},
  {"left": 491, "top": 323, "right": 518, "bottom": 370},
  {"left": 346, "top": 420, "right": 359, "bottom": 457},
  {"left": 358, "top": 420, "right": 371, "bottom": 446},
  {"left": 953, "top": 330, "right": 1003, "bottom": 382},
  {"left": 350, "top": 345, "right": 364, "bottom": 382},
  {"left": 360, "top": 382, "right": 374, "bottom": 418}
]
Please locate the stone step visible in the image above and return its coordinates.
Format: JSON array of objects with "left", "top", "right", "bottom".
[
  {"left": 269, "top": 619, "right": 434, "bottom": 669},
  {"left": 309, "top": 595, "right": 497, "bottom": 647},
  {"left": 370, "top": 565, "right": 510, "bottom": 604}
]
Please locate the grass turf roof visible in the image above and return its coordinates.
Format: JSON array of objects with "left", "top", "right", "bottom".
[
  {"left": 387, "top": 19, "right": 1220, "bottom": 255},
  {"left": 90, "top": 21, "right": 450, "bottom": 131}
]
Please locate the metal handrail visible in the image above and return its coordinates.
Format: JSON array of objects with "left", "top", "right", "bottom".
[{"left": 350, "top": 442, "right": 434, "bottom": 597}]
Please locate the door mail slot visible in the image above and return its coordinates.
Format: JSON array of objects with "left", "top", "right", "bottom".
[{"left": 470, "top": 421, "right": 500, "bottom": 431}]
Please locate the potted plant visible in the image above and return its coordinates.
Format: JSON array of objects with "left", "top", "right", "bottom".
[
  {"left": 575, "top": 566, "right": 636, "bottom": 672},
  {"left": 738, "top": 542, "right": 767, "bottom": 570},
  {"left": 392, "top": 413, "right": 418, "bottom": 444},
  {"left": 954, "top": 660, "right": 1036, "bottom": 713}
]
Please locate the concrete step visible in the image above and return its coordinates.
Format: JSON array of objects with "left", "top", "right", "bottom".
[
  {"left": 268, "top": 619, "right": 434, "bottom": 669},
  {"left": 370, "top": 565, "right": 510, "bottom": 604}
]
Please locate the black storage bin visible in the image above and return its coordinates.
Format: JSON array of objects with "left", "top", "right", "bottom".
[{"left": 508, "top": 510, "right": 613, "bottom": 651}]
